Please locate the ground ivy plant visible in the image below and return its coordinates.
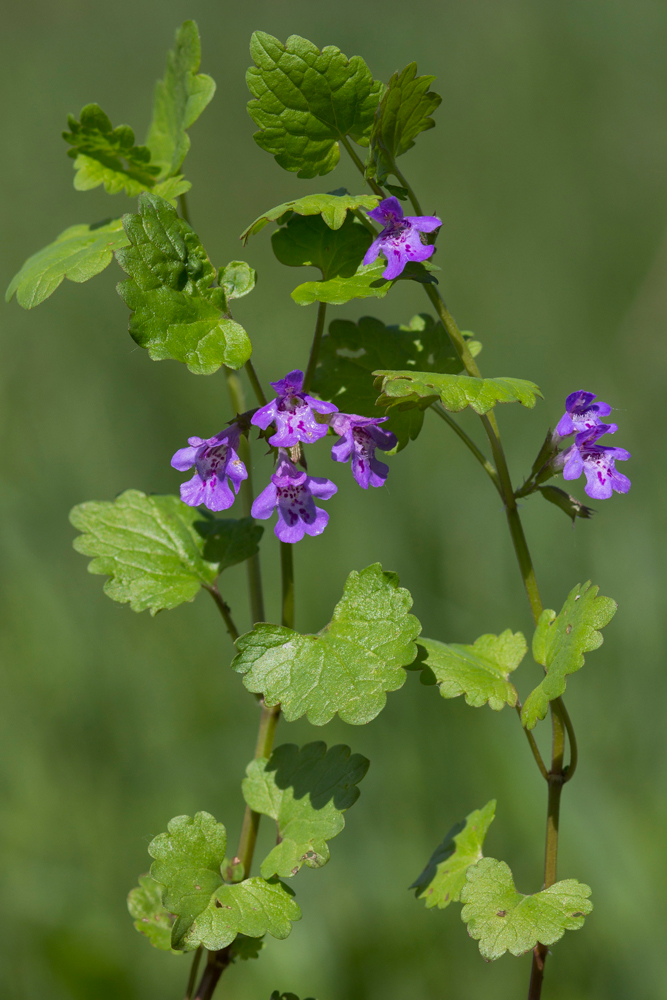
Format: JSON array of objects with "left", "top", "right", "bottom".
[{"left": 6, "top": 21, "right": 630, "bottom": 1000}]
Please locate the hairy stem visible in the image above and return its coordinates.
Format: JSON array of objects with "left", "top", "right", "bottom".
[
  {"left": 184, "top": 946, "right": 203, "bottom": 1000},
  {"left": 194, "top": 947, "right": 233, "bottom": 1000},
  {"left": 340, "top": 136, "right": 384, "bottom": 196},
  {"left": 391, "top": 162, "right": 424, "bottom": 216},
  {"left": 206, "top": 585, "right": 240, "bottom": 641},
  {"left": 303, "top": 302, "right": 327, "bottom": 393}
]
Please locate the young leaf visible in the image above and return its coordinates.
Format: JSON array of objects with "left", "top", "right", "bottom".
[
  {"left": 411, "top": 801, "right": 496, "bottom": 909},
  {"left": 146, "top": 20, "right": 216, "bottom": 179},
  {"left": 242, "top": 742, "right": 369, "bottom": 878},
  {"left": 521, "top": 582, "right": 617, "bottom": 729},
  {"left": 538, "top": 485, "right": 595, "bottom": 523},
  {"left": 247, "top": 32, "right": 384, "bottom": 178},
  {"left": 5, "top": 219, "right": 129, "bottom": 309},
  {"left": 369, "top": 63, "right": 442, "bottom": 184},
  {"left": 69, "top": 491, "right": 258, "bottom": 614},
  {"left": 127, "top": 875, "right": 177, "bottom": 951},
  {"left": 271, "top": 213, "right": 371, "bottom": 281},
  {"left": 312, "top": 313, "right": 481, "bottom": 451},
  {"left": 374, "top": 370, "right": 542, "bottom": 414},
  {"left": 115, "top": 193, "right": 252, "bottom": 374},
  {"left": 149, "top": 812, "right": 301, "bottom": 951},
  {"left": 232, "top": 563, "right": 421, "bottom": 725},
  {"left": 291, "top": 258, "right": 438, "bottom": 307},
  {"left": 417, "top": 631, "right": 526, "bottom": 711},
  {"left": 241, "top": 191, "right": 380, "bottom": 243},
  {"left": 217, "top": 261, "right": 257, "bottom": 301},
  {"left": 460, "top": 858, "right": 592, "bottom": 960},
  {"left": 63, "top": 103, "right": 160, "bottom": 196}
]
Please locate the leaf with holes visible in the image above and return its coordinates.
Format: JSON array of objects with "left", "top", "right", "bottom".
[
  {"left": 521, "top": 582, "right": 617, "bottom": 729},
  {"left": 149, "top": 811, "right": 301, "bottom": 951},
  {"left": 369, "top": 63, "right": 442, "bottom": 183},
  {"left": 146, "top": 20, "right": 216, "bottom": 179},
  {"left": 243, "top": 742, "right": 369, "bottom": 879},
  {"left": 416, "top": 631, "right": 526, "bottom": 711},
  {"left": 247, "top": 32, "right": 384, "bottom": 178},
  {"left": 232, "top": 563, "right": 420, "bottom": 725},
  {"left": 115, "top": 193, "right": 251, "bottom": 373},
  {"left": 5, "top": 219, "right": 129, "bottom": 309},
  {"left": 411, "top": 801, "right": 496, "bottom": 909},
  {"left": 460, "top": 858, "right": 592, "bottom": 960},
  {"left": 374, "top": 371, "right": 542, "bottom": 414},
  {"left": 63, "top": 103, "right": 160, "bottom": 196},
  {"left": 127, "top": 875, "right": 177, "bottom": 951},
  {"left": 241, "top": 191, "right": 380, "bottom": 242}
]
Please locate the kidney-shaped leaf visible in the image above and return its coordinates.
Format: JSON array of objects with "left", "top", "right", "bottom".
[
  {"left": 271, "top": 212, "right": 371, "bottom": 281},
  {"left": 521, "top": 582, "right": 617, "bottom": 730},
  {"left": 460, "top": 858, "right": 592, "bottom": 960},
  {"left": 374, "top": 371, "right": 542, "bottom": 414},
  {"left": 241, "top": 191, "right": 380, "bottom": 243},
  {"left": 232, "top": 563, "right": 421, "bottom": 725},
  {"left": 417, "top": 631, "right": 526, "bottom": 711}
]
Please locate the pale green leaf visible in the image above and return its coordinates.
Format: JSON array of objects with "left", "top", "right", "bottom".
[
  {"left": 241, "top": 191, "right": 380, "bottom": 243},
  {"left": 149, "top": 811, "right": 301, "bottom": 951},
  {"left": 417, "top": 631, "right": 526, "bottom": 711},
  {"left": 218, "top": 261, "right": 257, "bottom": 301},
  {"left": 153, "top": 176, "right": 192, "bottom": 203},
  {"left": 411, "top": 801, "right": 496, "bottom": 909},
  {"left": 291, "top": 258, "right": 438, "bottom": 307},
  {"left": 521, "top": 582, "right": 617, "bottom": 729},
  {"left": 5, "top": 219, "right": 128, "bottom": 309},
  {"left": 247, "top": 32, "right": 384, "bottom": 178},
  {"left": 460, "top": 858, "right": 592, "bottom": 960},
  {"left": 127, "top": 875, "right": 177, "bottom": 951},
  {"left": 232, "top": 563, "right": 421, "bottom": 725},
  {"left": 63, "top": 103, "right": 159, "bottom": 196},
  {"left": 242, "top": 742, "right": 369, "bottom": 878},
  {"left": 374, "top": 370, "right": 542, "bottom": 414},
  {"left": 115, "top": 193, "right": 252, "bottom": 374},
  {"left": 369, "top": 63, "right": 442, "bottom": 183},
  {"left": 146, "top": 20, "right": 216, "bottom": 178}
]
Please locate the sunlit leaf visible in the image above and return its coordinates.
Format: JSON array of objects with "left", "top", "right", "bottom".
[
  {"left": 374, "top": 370, "right": 542, "bottom": 414},
  {"left": 411, "top": 801, "right": 496, "bottom": 909},
  {"left": 417, "top": 632, "right": 526, "bottom": 711},
  {"left": 291, "top": 258, "right": 438, "bottom": 306},
  {"left": 241, "top": 191, "right": 380, "bottom": 243},
  {"left": 63, "top": 103, "right": 160, "bottom": 196},
  {"left": 369, "top": 63, "right": 441, "bottom": 183}
]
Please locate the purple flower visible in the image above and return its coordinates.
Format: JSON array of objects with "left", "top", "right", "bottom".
[
  {"left": 251, "top": 369, "right": 338, "bottom": 448},
  {"left": 171, "top": 424, "right": 247, "bottom": 511},
  {"left": 555, "top": 391, "right": 616, "bottom": 438},
  {"left": 557, "top": 425, "right": 631, "bottom": 500},
  {"left": 252, "top": 451, "right": 337, "bottom": 543},
  {"left": 331, "top": 413, "right": 397, "bottom": 489},
  {"left": 363, "top": 197, "right": 441, "bottom": 280}
]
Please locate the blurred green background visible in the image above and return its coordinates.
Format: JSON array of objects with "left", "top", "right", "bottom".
[{"left": 2, "top": 1, "right": 666, "bottom": 998}]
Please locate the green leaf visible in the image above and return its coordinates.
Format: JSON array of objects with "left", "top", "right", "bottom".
[
  {"left": 242, "top": 742, "right": 369, "bottom": 879},
  {"left": 146, "top": 20, "right": 216, "bottom": 179},
  {"left": 374, "top": 370, "right": 543, "bottom": 414},
  {"left": 232, "top": 563, "right": 421, "bottom": 725},
  {"left": 230, "top": 934, "right": 265, "bottom": 961},
  {"left": 247, "top": 32, "right": 384, "bottom": 178},
  {"left": 115, "top": 193, "right": 252, "bottom": 374},
  {"left": 410, "top": 801, "right": 496, "bottom": 909},
  {"left": 271, "top": 993, "right": 316, "bottom": 1000},
  {"left": 538, "top": 485, "right": 595, "bottom": 523},
  {"left": 312, "top": 314, "right": 480, "bottom": 451},
  {"left": 241, "top": 190, "right": 380, "bottom": 243},
  {"left": 194, "top": 514, "right": 263, "bottom": 573},
  {"left": 416, "top": 632, "right": 526, "bottom": 711},
  {"left": 153, "top": 176, "right": 192, "bottom": 203},
  {"left": 369, "top": 63, "right": 442, "bottom": 184},
  {"left": 272, "top": 213, "right": 371, "bottom": 281},
  {"left": 521, "top": 582, "right": 617, "bottom": 730},
  {"left": 218, "top": 261, "right": 257, "bottom": 301},
  {"left": 5, "top": 219, "right": 129, "bottom": 309},
  {"left": 63, "top": 103, "right": 160, "bottom": 196},
  {"left": 291, "top": 257, "right": 438, "bottom": 307},
  {"left": 69, "top": 490, "right": 249, "bottom": 615},
  {"left": 149, "top": 812, "right": 301, "bottom": 951},
  {"left": 127, "top": 875, "right": 177, "bottom": 951},
  {"left": 460, "top": 858, "right": 592, "bottom": 960}
]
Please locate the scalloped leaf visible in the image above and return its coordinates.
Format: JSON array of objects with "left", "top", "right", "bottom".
[
  {"left": 149, "top": 812, "right": 301, "bottom": 951},
  {"left": 115, "top": 193, "right": 251, "bottom": 373},
  {"left": 127, "top": 875, "right": 177, "bottom": 951},
  {"left": 460, "top": 858, "right": 592, "bottom": 960},
  {"left": 247, "top": 32, "right": 384, "bottom": 178},
  {"left": 291, "top": 258, "right": 438, "bottom": 307},
  {"left": 272, "top": 212, "right": 371, "bottom": 281},
  {"left": 411, "top": 801, "right": 496, "bottom": 909},
  {"left": 232, "top": 563, "right": 421, "bottom": 725},
  {"left": 63, "top": 103, "right": 160, "bottom": 196},
  {"left": 241, "top": 191, "right": 380, "bottom": 243},
  {"left": 5, "top": 219, "right": 129, "bottom": 309},
  {"left": 369, "top": 63, "right": 442, "bottom": 184},
  {"left": 374, "top": 370, "right": 542, "bottom": 414},
  {"left": 416, "top": 631, "right": 526, "bottom": 711},
  {"left": 521, "top": 582, "right": 617, "bottom": 729},
  {"left": 243, "top": 742, "right": 369, "bottom": 878}
]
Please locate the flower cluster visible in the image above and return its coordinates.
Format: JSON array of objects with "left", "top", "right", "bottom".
[
  {"left": 171, "top": 369, "right": 397, "bottom": 543},
  {"left": 554, "top": 391, "right": 631, "bottom": 500}
]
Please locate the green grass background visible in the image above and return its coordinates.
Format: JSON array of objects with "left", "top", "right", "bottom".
[{"left": 2, "top": 1, "right": 666, "bottom": 997}]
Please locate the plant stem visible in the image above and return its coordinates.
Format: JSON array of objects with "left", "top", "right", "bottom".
[
  {"left": 280, "top": 541, "right": 295, "bottom": 629},
  {"left": 194, "top": 947, "right": 233, "bottom": 1000},
  {"left": 391, "top": 162, "right": 424, "bottom": 216},
  {"left": 206, "top": 585, "right": 240, "bottom": 641},
  {"left": 430, "top": 403, "right": 502, "bottom": 497},
  {"left": 184, "top": 946, "right": 203, "bottom": 1000},
  {"left": 340, "top": 135, "right": 385, "bottom": 196},
  {"left": 245, "top": 359, "right": 267, "bottom": 406},
  {"left": 303, "top": 301, "right": 327, "bottom": 393}
]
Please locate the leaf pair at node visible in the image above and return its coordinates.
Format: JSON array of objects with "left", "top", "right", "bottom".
[
  {"left": 415, "top": 582, "right": 616, "bottom": 727},
  {"left": 69, "top": 490, "right": 262, "bottom": 615},
  {"left": 312, "top": 313, "right": 481, "bottom": 451}
]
